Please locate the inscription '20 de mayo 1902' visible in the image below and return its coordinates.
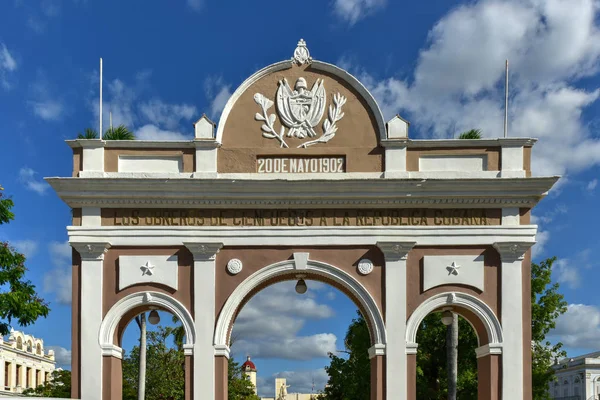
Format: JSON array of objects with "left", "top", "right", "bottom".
[
  {"left": 105, "top": 209, "right": 499, "bottom": 227},
  {"left": 257, "top": 157, "right": 344, "bottom": 173}
]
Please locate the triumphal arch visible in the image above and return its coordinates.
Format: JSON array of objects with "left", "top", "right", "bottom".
[{"left": 48, "top": 40, "right": 557, "bottom": 400}]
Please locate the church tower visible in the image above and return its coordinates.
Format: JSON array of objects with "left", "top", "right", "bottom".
[{"left": 241, "top": 356, "right": 257, "bottom": 394}]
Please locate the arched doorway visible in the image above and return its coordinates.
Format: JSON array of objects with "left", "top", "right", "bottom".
[
  {"left": 214, "top": 254, "right": 387, "bottom": 400},
  {"left": 99, "top": 291, "right": 196, "bottom": 400},
  {"left": 406, "top": 292, "right": 503, "bottom": 400}
]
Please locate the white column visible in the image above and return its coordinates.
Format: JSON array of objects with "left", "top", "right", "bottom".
[
  {"left": 10, "top": 362, "right": 16, "bottom": 391},
  {"left": 493, "top": 242, "right": 532, "bottom": 400},
  {"left": 183, "top": 242, "right": 224, "bottom": 400},
  {"left": 71, "top": 242, "right": 111, "bottom": 400},
  {"left": 0, "top": 359, "right": 4, "bottom": 390},
  {"left": 377, "top": 241, "right": 416, "bottom": 400}
]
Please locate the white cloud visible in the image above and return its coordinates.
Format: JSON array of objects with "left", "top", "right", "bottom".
[
  {"left": 232, "top": 333, "right": 337, "bottom": 361},
  {"left": 90, "top": 75, "right": 195, "bottom": 139},
  {"left": 553, "top": 259, "right": 580, "bottom": 289},
  {"left": 587, "top": 179, "right": 598, "bottom": 191},
  {"left": 135, "top": 124, "right": 191, "bottom": 141},
  {"left": 532, "top": 228, "right": 549, "bottom": 260},
  {"left": 28, "top": 71, "right": 65, "bottom": 121},
  {"left": 204, "top": 76, "right": 232, "bottom": 119},
  {"left": 18, "top": 167, "right": 48, "bottom": 195},
  {"left": 29, "top": 100, "right": 64, "bottom": 121},
  {"left": 333, "top": 0, "right": 386, "bottom": 25},
  {"left": 187, "top": 0, "right": 203, "bottom": 12},
  {"left": 257, "top": 368, "right": 329, "bottom": 398},
  {"left": 44, "top": 241, "right": 72, "bottom": 305},
  {"left": 356, "top": 0, "right": 600, "bottom": 177},
  {"left": 12, "top": 240, "right": 39, "bottom": 258},
  {"left": 46, "top": 345, "right": 71, "bottom": 367},
  {"left": 551, "top": 304, "right": 600, "bottom": 350},
  {"left": 231, "top": 281, "right": 337, "bottom": 361},
  {"left": 0, "top": 43, "right": 17, "bottom": 90}
]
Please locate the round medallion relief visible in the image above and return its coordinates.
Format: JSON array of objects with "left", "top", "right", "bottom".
[
  {"left": 357, "top": 259, "right": 374, "bottom": 275},
  {"left": 227, "top": 259, "right": 243, "bottom": 275}
]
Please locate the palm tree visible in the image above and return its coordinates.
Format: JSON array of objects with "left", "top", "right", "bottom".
[
  {"left": 171, "top": 315, "right": 185, "bottom": 351},
  {"left": 457, "top": 129, "right": 482, "bottom": 139},
  {"left": 104, "top": 124, "right": 135, "bottom": 140},
  {"left": 76, "top": 128, "right": 99, "bottom": 139}
]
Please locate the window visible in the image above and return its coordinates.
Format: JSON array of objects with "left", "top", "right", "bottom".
[
  {"left": 26, "top": 340, "right": 32, "bottom": 352},
  {"left": 36, "top": 370, "right": 41, "bottom": 386},
  {"left": 36, "top": 343, "right": 41, "bottom": 355},
  {"left": 44, "top": 371, "right": 49, "bottom": 382},
  {"left": 26, "top": 367, "right": 31, "bottom": 388},
  {"left": 4, "top": 362, "right": 9, "bottom": 389},
  {"left": 16, "top": 337, "right": 22, "bottom": 350},
  {"left": 15, "top": 365, "right": 21, "bottom": 387}
]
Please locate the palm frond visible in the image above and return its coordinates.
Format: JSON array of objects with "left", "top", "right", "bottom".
[
  {"left": 104, "top": 125, "right": 135, "bottom": 140},
  {"left": 76, "top": 128, "right": 99, "bottom": 139},
  {"left": 457, "top": 129, "right": 482, "bottom": 139}
]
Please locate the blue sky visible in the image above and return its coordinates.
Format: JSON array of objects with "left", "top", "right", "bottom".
[{"left": 1, "top": 0, "right": 600, "bottom": 396}]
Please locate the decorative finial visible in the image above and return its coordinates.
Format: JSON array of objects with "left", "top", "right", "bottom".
[{"left": 292, "top": 39, "right": 312, "bottom": 65}]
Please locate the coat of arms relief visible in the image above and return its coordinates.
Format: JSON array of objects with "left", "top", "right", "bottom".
[{"left": 253, "top": 39, "right": 347, "bottom": 148}]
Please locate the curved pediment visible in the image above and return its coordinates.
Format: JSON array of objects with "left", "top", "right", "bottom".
[{"left": 215, "top": 39, "right": 386, "bottom": 173}]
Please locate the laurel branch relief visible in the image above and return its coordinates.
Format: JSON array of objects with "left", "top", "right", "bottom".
[{"left": 253, "top": 77, "right": 347, "bottom": 148}]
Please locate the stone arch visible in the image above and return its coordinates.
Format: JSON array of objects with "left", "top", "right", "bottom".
[
  {"left": 99, "top": 291, "right": 196, "bottom": 356},
  {"left": 405, "top": 292, "right": 503, "bottom": 351},
  {"left": 214, "top": 257, "right": 386, "bottom": 350},
  {"left": 215, "top": 60, "right": 387, "bottom": 144},
  {"left": 16, "top": 336, "right": 22, "bottom": 350}
]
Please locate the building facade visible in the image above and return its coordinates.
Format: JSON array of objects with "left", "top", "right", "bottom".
[
  {"left": 48, "top": 39, "right": 558, "bottom": 400},
  {"left": 549, "top": 351, "right": 600, "bottom": 400},
  {"left": 242, "top": 357, "right": 317, "bottom": 400},
  {"left": 0, "top": 329, "right": 56, "bottom": 396}
]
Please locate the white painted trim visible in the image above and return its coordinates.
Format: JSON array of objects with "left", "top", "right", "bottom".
[
  {"left": 81, "top": 207, "right": 101, "bottom": 227},
  {"left": 214, "top": 60, "right": 387, "bottom": 144},
  {"left": 368, "top": 344, "right": 386, "bottom": 359},
  {"left": 68, "top": 225, "right": 538, "bottom": 248},
  {"left": 213, "top": 258, "right": 386, "bottom": 350},
  {"left": 99, "top": 291, "right": 196, "bottom": 353},
  {"left": 100, "top": 344, "right": 123, "bottom": 359},
  {"left": 214, "top": 344, "right": 230, "bottom": 358},
  {"left": 118, "top": 155, "right": 183, "bottom": 173},
  {"left": 475, "top": 343, "right": 503, "bottom": 358},
  {"left": 405, "top": 292, "right": 503, "bottom": 351},
  {"left": 502, "top": 207, "right": 520, "bottom": 226}
]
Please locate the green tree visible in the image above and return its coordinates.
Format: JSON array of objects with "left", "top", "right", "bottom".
[
  {"left": 104, "top": 125, "right": 136, "bottom": 140},
  {"left": 531, "top": 257, "right": 568, "bottom": 400},
  {"left": 320, "top": 311, "right": 371, "bottom": 400},
  {"left": 122, "top": 326, "right": 185, "bottom": 400},
  {"left": 228, "top": 357, "right": 261, "bottom": 400},
  {"left": 0, "top": 186, "right": 50, "bottom": 336},
  {"left": 458, "top": 129, "right": 482, "bottom": 139},
  {"left": 76, "top": 128, "right": 99, "bottom": 139},
  {"left": 22, "top": 369, "right": 71, "bottom": 397}
]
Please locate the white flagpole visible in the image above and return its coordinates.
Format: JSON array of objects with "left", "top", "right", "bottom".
[
  {"left": 504, "top": 59, "right": 508, "bottom": 138},
  {"left": 99, "top": 58, "right": 103, "bottom": 140}
]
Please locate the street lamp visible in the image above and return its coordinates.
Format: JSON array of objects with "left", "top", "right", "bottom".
[
  {"left": 441, "top": 310, "right": 454, "bottom": 326},
  {"left": 295, "top": 275, "right": 308, "bottom": 294},
  {"left": 148, "top": 309, "right": 160, "bottom": 325}
]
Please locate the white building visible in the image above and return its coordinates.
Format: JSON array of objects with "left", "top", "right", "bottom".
[
  {"left": 243, "top": 357, "right": 317, "bottom": 400},
  {"left": 0, "top": 329, "right": 56, "bottom": 396},
  {"left": 549, "top": 351, "right": 600, "bottom": 400}
]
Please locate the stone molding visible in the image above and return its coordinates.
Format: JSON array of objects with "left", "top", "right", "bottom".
[
  {"left": 376, "top": 241, "right": 416, "bottom": 261},
  {"left": 493, "top": 241, "right": 534, "bottom": 262},
  {"left": 70, "top": 242, "right": 111, "bottom": 260},
  {"left": 475, "top": 343, "right": 503, "bottom": 358},
  {"left": 183, "top": 242, "right": 223, "bottom": 260},
  {"left": 214, "top": 344, "right": 230, "bottom": 359},
  {"left": 368, "top": 343, "right": 386, "bottom": 359}
]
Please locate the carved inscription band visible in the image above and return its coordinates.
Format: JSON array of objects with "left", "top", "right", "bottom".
[{"left": 103, "top": 209, "right": 500, "bottom": 227}]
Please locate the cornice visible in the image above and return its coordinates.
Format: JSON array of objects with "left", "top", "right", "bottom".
[
  {"left": 183, "top": 242, "right": 223, "bottom": 260},
  {"left": 493, "top": 241, "right": 534, "bottom": 262},
  {"left": 71, "top": 242, "right": 111, "bottom": 260},
  {"left": 46, "top": 176, "right": 558, "bottom": 209},
  {"left": 376, "top": 242, "right": 416, "bottom": 261}
]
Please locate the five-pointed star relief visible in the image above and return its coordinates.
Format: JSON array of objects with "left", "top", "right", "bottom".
[
  {"left": 141, "top": 261, "right": 155, "bottom": 276},
  {"left": 446, "top": 261, "right": 461, "bottom": 276}
]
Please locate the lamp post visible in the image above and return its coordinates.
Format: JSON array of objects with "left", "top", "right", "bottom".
[
  {"left": 441, "top": 308, "right": 458, "bottom": 400},
  {"left": 295, "top": 275, "right": 308, "bottom": 294}
]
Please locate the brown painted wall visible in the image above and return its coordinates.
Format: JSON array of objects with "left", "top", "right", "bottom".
[
  {"left": 104, "top": 148, "right": 195, "bottom": 173},
  {"left": 215, "top": 247, "right": 384, "bottom": 342},
  {"left": 407, "top": 354, "right": 417, "bottom": 400},
  {"left": 72, "top": 208, "right": 81, "bottom": 226},
  {"left": 71, "top": 250, "right": 81, "bottom": 399},
  {"left": 102, "top": 356, "right": 122, "bottom": 400},
  {"left": 406, "top": 147, "right": 501, "bottom": 171},
  {"left": 370, "top": 356, "right": 385, "bottom": 400},
  {"left": 72, "top": 148, "right": 82, "bottom": 177},
  {"left": 185, "top": 355, "right": 193, "bottom": 400},
  {"left": 406, "top": 247, "right": 501, "bottom": 342},
  {"left": 520, "top": 208, "right": 531, "bottom": 225},
  {"left": 524, "top": 146, "right": 532, "bottom": 177},
  {"left": 215, "top": 356, "right": 228, "bottom": 400},
  {"left": 101, "top": 247, "right": 194, "bottom": 318},
  {"left": 218, "top": 64, "right": 383, "bottom": 173},
  {"left": 477, "top": 354, "right": 500, "bottom": 400}
]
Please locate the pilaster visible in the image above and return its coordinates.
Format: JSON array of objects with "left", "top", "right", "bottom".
[
  {"left": 493, "top": 241, "right": 533, "bottom": 400},
  {"left": 377, "top": 241, "right": 416, "bottom": 400},
  {"left": 71, "top": 242, "right": 111, "bottom": 400},
  {"left": 183, "top": 242, "right": 223, "bottom": 400}
]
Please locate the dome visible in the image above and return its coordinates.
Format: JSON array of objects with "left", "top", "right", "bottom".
[{"left": 242, "top": 356, "right": 256, "bottom": 371}]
